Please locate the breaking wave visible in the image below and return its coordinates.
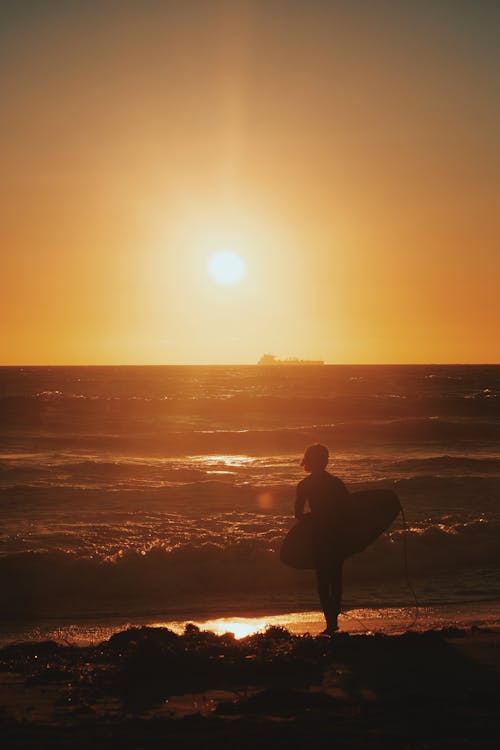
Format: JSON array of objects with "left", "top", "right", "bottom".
[{"left": 2, "top": 517, "right": 499, "bottom": 619}]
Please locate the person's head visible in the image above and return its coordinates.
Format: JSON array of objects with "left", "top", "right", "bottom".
[{"left": 301, "top": 443, "right": 329, "bottom": 473}]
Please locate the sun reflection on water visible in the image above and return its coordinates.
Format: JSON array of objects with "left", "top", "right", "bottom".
[
  {"left": 7, "top": 604, "right": 500, "bottom": 648},
  {"left": 201, "top": 617, "right": 269, "bottom": 639},
  {"left": 154, "top": 612, "right": 330, "bottom": 639},
  {"left": 189, "top": 454, "right": 254, "bottom": 467}
]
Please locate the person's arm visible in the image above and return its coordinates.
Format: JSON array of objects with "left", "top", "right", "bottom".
[{"left": 294, "top": 482, "right": 307, "bottom": 520}]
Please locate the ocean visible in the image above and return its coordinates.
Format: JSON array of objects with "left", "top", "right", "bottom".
[{"left": 1, "top": 364, "right": 499, "bottom": 642}]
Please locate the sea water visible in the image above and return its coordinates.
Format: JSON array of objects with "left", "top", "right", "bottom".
[{"left": 1, "top": 365, "right": 499, "bottom": 642}]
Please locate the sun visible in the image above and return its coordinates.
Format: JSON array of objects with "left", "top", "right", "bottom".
[{"left": 207, "top": 251, "right": 246, "bottom": 286}]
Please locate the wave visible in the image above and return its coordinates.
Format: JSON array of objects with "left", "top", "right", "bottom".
[
  {"left": 0, "top": 460, "right": 209, "bottom": 485},
  {"left": 2, "top": 380, "right": 500, "bottom": 444},
  {"left": 1, "top": 376, "right": 498, "bottom": 403},
  {"left": 3, "top": 453, "right": 500, "bottom": 495},
  {"left": 385, "top": 455, "right": 500, "bottom": 475},
  {"left": 2, "top": 419, "right": 500, "bottom": 458},
  {"left": 2, "top": 517, "right": 499, "bottom": 619},
  {"left": 2, "top": 472, "right": 499, "bottom": 503}
]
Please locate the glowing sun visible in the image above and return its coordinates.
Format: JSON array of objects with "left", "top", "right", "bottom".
[{"left": 208, "top": 251, "right": 246, "bottom": 286}]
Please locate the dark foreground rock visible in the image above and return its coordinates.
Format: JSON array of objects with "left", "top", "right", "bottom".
[{"left": 1, "top": 625, "right": 499, "bottom": 749}]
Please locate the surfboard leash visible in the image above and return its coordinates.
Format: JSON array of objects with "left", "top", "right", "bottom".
[
  {"left": 339, "top": 505, "right": 420, "bottom": 635},
  {"left": 339, "top": 608, "right": 371, "bottom": 632}
]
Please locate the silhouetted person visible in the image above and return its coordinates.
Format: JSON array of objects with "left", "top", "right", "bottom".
[{"left": 295, "top": 443, "right": 349, "bottom": 634}]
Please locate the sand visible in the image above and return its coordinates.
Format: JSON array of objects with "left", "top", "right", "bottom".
[
  {"left": 3, "top": 600, "right": 500, "bottom": 646},
  {"left": 1, "top": 622, "right": 498, "bottom": 749}
]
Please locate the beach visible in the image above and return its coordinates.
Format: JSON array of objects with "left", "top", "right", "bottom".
[{"left": 1, "top": 623, "right": 499, "bottom": 749}]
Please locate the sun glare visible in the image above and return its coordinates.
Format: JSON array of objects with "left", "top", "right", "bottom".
[
  {"left": 202, "top": 618, "right": 268, "bottom": 639},
  {"left": 208, "top": 251, "right": 246, "bottom": 286}
]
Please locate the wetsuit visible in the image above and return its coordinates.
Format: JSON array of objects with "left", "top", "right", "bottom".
[{"left": 295, "top": 471, "right": 349, "bottom": 628}]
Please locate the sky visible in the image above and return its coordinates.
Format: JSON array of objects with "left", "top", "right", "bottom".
[{"left": 1, "top": 0, "right": 499, "bottom": 364}]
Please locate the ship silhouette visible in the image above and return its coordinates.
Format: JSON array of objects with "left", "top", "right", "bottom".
[{"left": 257, "top": 354, "right": 324, "bottom": 366}]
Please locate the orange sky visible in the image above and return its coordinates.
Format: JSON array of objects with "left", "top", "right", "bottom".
[{"left": 1, "top": 0, "right": 499, "bottom": 364}]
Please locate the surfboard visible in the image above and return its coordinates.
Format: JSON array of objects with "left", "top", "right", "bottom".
[{"left": 280, "top": 489, "right": 402, "bottom": 570}]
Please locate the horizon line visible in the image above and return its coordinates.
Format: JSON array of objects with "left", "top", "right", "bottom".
[{"left": 1, "top": 362, "right": 499, "bottom": 368}]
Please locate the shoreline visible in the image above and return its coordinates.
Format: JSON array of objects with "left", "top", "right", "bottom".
[{"left": 2, "top": 600, "right": 500, "bottom": 647}]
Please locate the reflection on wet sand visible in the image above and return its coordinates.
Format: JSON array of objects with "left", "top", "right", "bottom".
[
  {"left": 2, "top": 604, "right": 500, "bottom": 647},
  {"left": 153, "top": 604, "right": 500, "bottom": 640},
  {"left": 157, "top": 610, "right": 402, "bottom": 639}
]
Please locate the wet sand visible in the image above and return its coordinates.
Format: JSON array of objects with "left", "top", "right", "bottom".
[
  {"left": 2, "top": 600, "right": 500, "bottom": 647},
  {"left": 1, "top": 623, "right": 498, "bottom": 749}
]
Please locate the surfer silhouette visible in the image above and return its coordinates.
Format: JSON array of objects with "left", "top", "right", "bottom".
[{"left": 295, "top": 443, "right": 349, "bottom": 634}]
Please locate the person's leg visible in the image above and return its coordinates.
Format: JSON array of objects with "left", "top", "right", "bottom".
[
  {"left": 330, "top": 558, "right": 343, "bottom": 618},
  {"left": 315, "top": 569, "right": 341, "bottom": 632},
  {"left": 315, "top": 567, "right": 332, "bottom": 625},
  {"left": 313, "top": 532, "right": 341, "bottom": 633}
]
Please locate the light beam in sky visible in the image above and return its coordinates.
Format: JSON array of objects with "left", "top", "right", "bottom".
[
  {"left": 1, "top": 1, "right": 499, "bottom": 363},
  {"left": 207, "top": 251, "right": 246, "bottom": 286}
]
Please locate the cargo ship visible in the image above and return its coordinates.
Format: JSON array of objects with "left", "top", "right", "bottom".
[{"left": 257, "top": 354, "right": 324, "bottom": 366}]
